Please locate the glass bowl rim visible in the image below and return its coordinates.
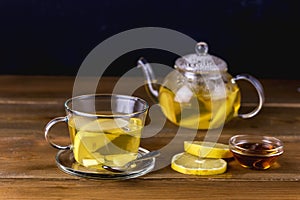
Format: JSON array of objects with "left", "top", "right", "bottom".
[{"left": 228, "top": 134, "right": 284, "bottom": 155}]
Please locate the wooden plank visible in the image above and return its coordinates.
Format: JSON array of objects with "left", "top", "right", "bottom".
[
  {"left": 0, "top": 117, "right": 299, "bottom": 181},
  {"left": 0, "top": 179, "right": 298, "bottom": 199},
  {"left": 0, "top": 103, "right": 299, "bottom": 135},
  {"left": 0, "top": 75, "right": 300, "bottom": 104}
]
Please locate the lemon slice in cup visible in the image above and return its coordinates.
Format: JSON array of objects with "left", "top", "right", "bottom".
[
  {"left": 171, "top": 152, "right": 227, "bottom": 175},
  {"left": 73, "top": 118, "right": 128, "bottom": 165}
]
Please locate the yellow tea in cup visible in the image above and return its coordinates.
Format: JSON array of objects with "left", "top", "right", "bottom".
[{"left": 68, "top": 117, "right": 143, "bottom": 167}]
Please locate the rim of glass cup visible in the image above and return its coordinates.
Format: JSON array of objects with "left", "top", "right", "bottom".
[
  {"left": 64, "top": 94, "right": 149, "bottom": 118},
  {"left": 229, "top": 134, "right": 284, "bottom": 154}
]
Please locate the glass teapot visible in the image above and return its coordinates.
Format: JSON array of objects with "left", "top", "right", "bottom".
[{"left": 137, "top": 42, "right": 265, "bottom": 130}]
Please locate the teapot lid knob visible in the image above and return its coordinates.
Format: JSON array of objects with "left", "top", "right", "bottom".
[
  {"left": 175, "top": 41, "right": 228, "bottom": 74},
  {"left": 195, "top": 42, "right": 208, "bottom": 55}
]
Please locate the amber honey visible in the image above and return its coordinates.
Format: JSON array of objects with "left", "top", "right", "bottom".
[{"left": 229, "top": 135, "right": 284, "bottom": 170}]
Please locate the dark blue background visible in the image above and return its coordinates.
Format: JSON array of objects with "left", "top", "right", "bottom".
[{"left": 0, "top": 0, "right": 299, "bottom": 79}]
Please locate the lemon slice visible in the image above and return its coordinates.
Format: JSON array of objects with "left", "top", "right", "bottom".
[
  {"left": 73, "top": 132, "right": 111, "bottom": 164},
  {"left": 171, "top": 152, "right": 227, "bottom": 175},
  {"left": 184, "top": 141, "right": 233, "bottom": 158},
  {"left": 105, "top": 153, "right": 137, "bottom": 166},
  {"left": 73, "top": 118, "right": 128, "bottom": 164}
]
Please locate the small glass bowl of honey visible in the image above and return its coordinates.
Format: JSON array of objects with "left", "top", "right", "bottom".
[{"left": 229, "top": 135, "right": 284, "bottom": 170}]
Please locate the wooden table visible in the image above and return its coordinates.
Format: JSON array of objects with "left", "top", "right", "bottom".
[{"left": 0, "top": 75, "right": 299, "bottom": 199}]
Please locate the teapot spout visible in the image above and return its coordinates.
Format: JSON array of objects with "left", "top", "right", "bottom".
[{"left": 137, "top": 57, "right": 159, "bottom": 98}]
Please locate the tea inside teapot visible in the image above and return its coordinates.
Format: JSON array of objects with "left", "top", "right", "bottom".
[{"left": 158, "top": 70, "right": 241, "bottom": 129}]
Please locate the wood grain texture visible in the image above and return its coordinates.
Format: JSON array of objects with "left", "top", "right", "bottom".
[{"left": 0, "top": 75, "right": 299, "bottom": 199}]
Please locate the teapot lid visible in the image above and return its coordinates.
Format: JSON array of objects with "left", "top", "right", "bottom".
[{"left": 175, "top": 42, "right": 227, "bottom": 74}]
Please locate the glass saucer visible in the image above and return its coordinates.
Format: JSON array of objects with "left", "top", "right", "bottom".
[{"left": 55, "top": 147, "right": 155, "bottom": 180}]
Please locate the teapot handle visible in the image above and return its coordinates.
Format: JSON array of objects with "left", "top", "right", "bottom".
[{"left": 233, "top": 74, "right": 265, "bottom": 119}]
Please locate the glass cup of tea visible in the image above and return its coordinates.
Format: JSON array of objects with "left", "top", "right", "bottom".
[
  {"left": 44, "top": 94, "right": 149, "bottom": 169},
  {"left": 229, "top": 135, "right": 284, "bottom": 170}
]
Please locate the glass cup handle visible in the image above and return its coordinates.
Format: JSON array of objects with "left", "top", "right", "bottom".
[
  {"left": 233, "top": 74, "right": 265, "bottom": 119},
  {"left": 44, "top": 116, "right": 71, "bottom": 150}
]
